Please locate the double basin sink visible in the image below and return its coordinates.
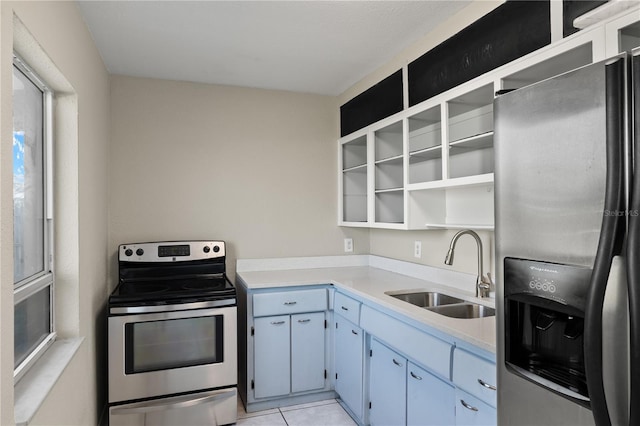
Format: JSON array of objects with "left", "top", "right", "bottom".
[{"left": 385, "top": 291, "right": 495, "bottom": 319}]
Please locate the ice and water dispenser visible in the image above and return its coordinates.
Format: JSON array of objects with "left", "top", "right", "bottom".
[{"left": 504, "top": 257, "right": 593, "bottom": 407}]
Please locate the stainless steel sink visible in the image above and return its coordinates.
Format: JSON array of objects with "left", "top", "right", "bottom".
[
  {"left": 427, "top": 303, "right": 495, "bottom": 319},
  {"left": 385, "top": 291, "right": 464, "bottom": 308}
]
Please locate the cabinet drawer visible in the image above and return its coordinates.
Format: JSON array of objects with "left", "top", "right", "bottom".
[
  {"left": 253, "top": 289, "right": 327, "bottom": 317},
  {"left": 334, "top": 292, "right": 361, "bottom": 325},
  {"left": 360, "top": 305, "right": 452, "bottom": 379},
  {"left": 452, "top": 349, "right": 497, "bottom": 407}
]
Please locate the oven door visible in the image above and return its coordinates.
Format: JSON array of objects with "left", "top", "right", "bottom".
[
  {"left": 109, "top": 387, "right": 237, "bottom": 426},
  {"left": 108, "top": 305, "right": 237, "bottom": 403}
]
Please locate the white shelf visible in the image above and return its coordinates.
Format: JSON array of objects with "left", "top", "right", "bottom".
[
  {"left": 449, "top": 131, "right": 493, "bottom": 150},
  {"left": 407, "top": 173, "right": 493, "bottom": 192},
  {"left": 409, "top": 145, "right": 442, "bottom": 160},
  {"left": 375, "top": 154, "right": 403, "bottom": 165},
  {"left": 375, "top": 187, "right": 403, "bottom": 194},
  {"left": 343, "top": 163, "right": 367, "bottom": 173},
  {"left": 424, "top": 223, "right": 495, "bottom": 231}
]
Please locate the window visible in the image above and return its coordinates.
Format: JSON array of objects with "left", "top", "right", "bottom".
[{"left": 12, "top": 55, "right": 55, "bottom": 382}]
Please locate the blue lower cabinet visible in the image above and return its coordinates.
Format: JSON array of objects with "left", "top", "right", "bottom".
[
  {"left": 407, "top": 362, "right": 455, "bottom": 426},
  {"left": 253, "top": 312, "right": 326, "bottom": 399},
  {"left": 368, "top": 339, "right": 456, "bottom": 426},
  {"left": 455, "top": 389, "right": 496, "bottom": 426},
  {"left": 334, "top": 314, "right": 365, "bottom": 421},
  {"left": 369, "top": 338, "right": 407, "bottom": 426},
  {"left": 253, "top": 315, "right": 291, "bottom": 399},
  {"left": 291, "top": 312, "right": 326, "bottom": 393}
]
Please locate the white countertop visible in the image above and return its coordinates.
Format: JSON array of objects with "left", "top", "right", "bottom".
[{"left": 236, "top": 256, "right": 496, "bottom": 354}]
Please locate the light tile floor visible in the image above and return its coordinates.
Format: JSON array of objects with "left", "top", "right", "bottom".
[{"left": 237, "top": 397, "right": 357, "bottom": 426}]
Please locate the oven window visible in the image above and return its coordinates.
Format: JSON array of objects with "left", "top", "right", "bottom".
[{"left": 124, "top": 315, "right": 224, "bottom": 374}]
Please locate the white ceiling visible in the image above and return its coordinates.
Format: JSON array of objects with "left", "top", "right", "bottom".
[{"left": 76, "top": 1, "right": 471, "bottom": 96}]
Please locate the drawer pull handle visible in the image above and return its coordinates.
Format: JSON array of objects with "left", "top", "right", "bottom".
[
  {"left": 351, "top": 330, "right": 358, "bottom": 335},
  {"left": 392, "top": 358, "right": 403, "bottom": 367},
  {"left": 284, "top": 301, "right": 297, "bottom": 305},
  {"left": 298, "top": 319, "right": 311, "bottom": 323},
  {"left": 478, "top": 379, "right": 497, "bottom": 391},
  {"left": 460, "top": 400, "right": 479, "bottom": 412},
  {"left": 270, "top": 321, "right": 286, "bottom": 325},
  {"left": 410, "top": 371, "right": 422, "bottom": 380},
  {"left": 341, "top": 306, "right": 349, "bottom": 311}
]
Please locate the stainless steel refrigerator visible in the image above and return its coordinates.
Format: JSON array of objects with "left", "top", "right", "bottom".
[{"left": 495, "top": 48, "right": 640, "bottom": 426}]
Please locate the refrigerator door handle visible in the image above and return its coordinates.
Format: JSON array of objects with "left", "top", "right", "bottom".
[
  {"left": 584, "top": 54, "right": 627, "bottom": 426},
  {"left": 627, "top": 48, "right": 640, "bottom": 426}
]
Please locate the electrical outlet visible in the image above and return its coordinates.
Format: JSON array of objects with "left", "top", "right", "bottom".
[
  {"left": 344, "top": 238, "right": 353, "bottom": 253},
  {"left": 414, "top": 241, "right": 422, "bottom": 258}
]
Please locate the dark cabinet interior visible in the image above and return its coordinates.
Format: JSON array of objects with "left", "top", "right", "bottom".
[
  {"left": 340, "top": 0, "right": 610, "bottom": 137},
  {"left": 408, "top": 1, "right": 551, "bottom": 107},
  {"left": 340, "top": 70, "right": 403, "bottom": 137}
]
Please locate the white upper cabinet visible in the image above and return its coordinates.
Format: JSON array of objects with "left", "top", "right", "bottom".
[
  {"left": 340, "top": 134, "right": 369, "bottom": 225},
  {"left": 338, "top": 13, "right": 626, "bottom": 230},
  {"left": 374, "top": 120, "right": 405, "bottom": 226},
  {"left": 408, "top": 105, "right": 442, "bottom": 185}
]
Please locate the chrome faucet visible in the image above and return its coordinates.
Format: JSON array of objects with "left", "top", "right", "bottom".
[{"left": 444, "top": 229, "right": 491, "bottom": 298}]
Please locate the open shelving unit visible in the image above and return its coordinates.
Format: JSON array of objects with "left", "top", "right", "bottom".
[
  {"left": 341, "top": 135, "right": 368, "bottom": 224},
  {"left": 338, "top": 20, "right": 620, "bottom": 230},
  {"left": 408, "top": 105, "right": 442, "bottom": 185},
  {"left": 373, "top": 121, "right": 405, "bottom": 225},
  {"left": 447, "top": 84, "right": 495, "bottom": 180}
]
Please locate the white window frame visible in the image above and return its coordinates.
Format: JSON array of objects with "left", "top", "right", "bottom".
[{"left": 12, "top": 53, "right": 56, "bottom": 383}]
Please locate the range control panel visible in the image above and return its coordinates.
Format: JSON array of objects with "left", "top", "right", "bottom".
[{"left": 119, "top": 240, "right": 225, "bottom": 262}]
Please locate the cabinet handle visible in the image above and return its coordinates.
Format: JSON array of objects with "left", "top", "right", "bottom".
[
  {"left": 351, "top": 330, "right": 358, "bottom": 335},
  {"left": 341, "top": 306, "right": 349, "bottom": 311},
  {"left": 392, "top": 358, "right": 403, "bottom": 367},
  {"left": 283, "top": 301, "right": 297, "bottom": 305},
  {"left": 478, "top": 379, "right": 497, "bottom": 391},
  {"left": 270, "top": 321, "right": 286, "bottom": 325},
  {"left": 297, "top": 319, "right": 311, "bottom": 323},
  {"left": 460, "top": 400, "right": 479, "bottom": 412},
  {"left": 410, "top": 371, "right": 422, "bottom": 380}
]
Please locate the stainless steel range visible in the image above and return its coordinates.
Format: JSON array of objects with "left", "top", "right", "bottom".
[{"left": 108, "top": 240, "right": 237, "bottom": 426}]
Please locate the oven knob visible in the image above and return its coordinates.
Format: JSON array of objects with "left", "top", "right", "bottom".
[
  {"left": 213, "top": 245, "right": 220, "bottom": 253},
  {"left": 125, "top": 249, "right": 133, "bottom": 257},
  {"left": 136, "top": 248, "right": 144, "bottom": 256},
  {"left": 203, "top": 246, "right": 210, "bottom": 253}
]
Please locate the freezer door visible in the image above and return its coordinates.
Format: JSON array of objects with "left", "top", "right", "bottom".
[
  {"left": 495, "top": 55, "right": 629, "bottom": 426},
  {"left": 495, "top": 61, "right": 608, "bottom": 267},
  {"left": 626, "top": 46, "right": 640, "bottom": 426}
]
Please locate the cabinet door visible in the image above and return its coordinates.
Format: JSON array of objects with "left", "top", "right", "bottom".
[
  {"left": 334, "top": 315, "right": 364, "bottom": 420},
  {"left": 253, "top": 315, "right": 290, "bottom": 399},
  {"left": 369, "top": 339, "right": 407, "bottom": 426},
  {"left": 291, "top": 312, "right": 325, "bottom": 393},
  {"left": 407, "top": 362, "right": 455, "bottom": 426},
  {"left": 455, "top": 390, "right": 496, "bottom": 426}
]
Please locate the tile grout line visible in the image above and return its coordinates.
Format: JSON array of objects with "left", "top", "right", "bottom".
[{"left": 279, "top": 407, "right": 291, "bottom": 426}]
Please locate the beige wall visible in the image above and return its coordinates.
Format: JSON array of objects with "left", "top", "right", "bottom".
[
  {"left": 109, "top": 75, "right": 369, "bottom": 282},
  {"left": 1, "top": 1, "right": 109, "bottom": 425}
]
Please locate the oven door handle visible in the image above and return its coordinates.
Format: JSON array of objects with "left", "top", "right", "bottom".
[{"left": 110, "top": 389, "right": 236, "bottom": 415}]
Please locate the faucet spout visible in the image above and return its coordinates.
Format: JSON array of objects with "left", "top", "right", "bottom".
[{"left": 444, "top": 230, "right": 490, "bottom": 298}]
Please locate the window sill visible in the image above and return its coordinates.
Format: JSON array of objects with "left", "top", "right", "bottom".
[{"left": 14, "top": 337, "right": 84, "bottom": 426}]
